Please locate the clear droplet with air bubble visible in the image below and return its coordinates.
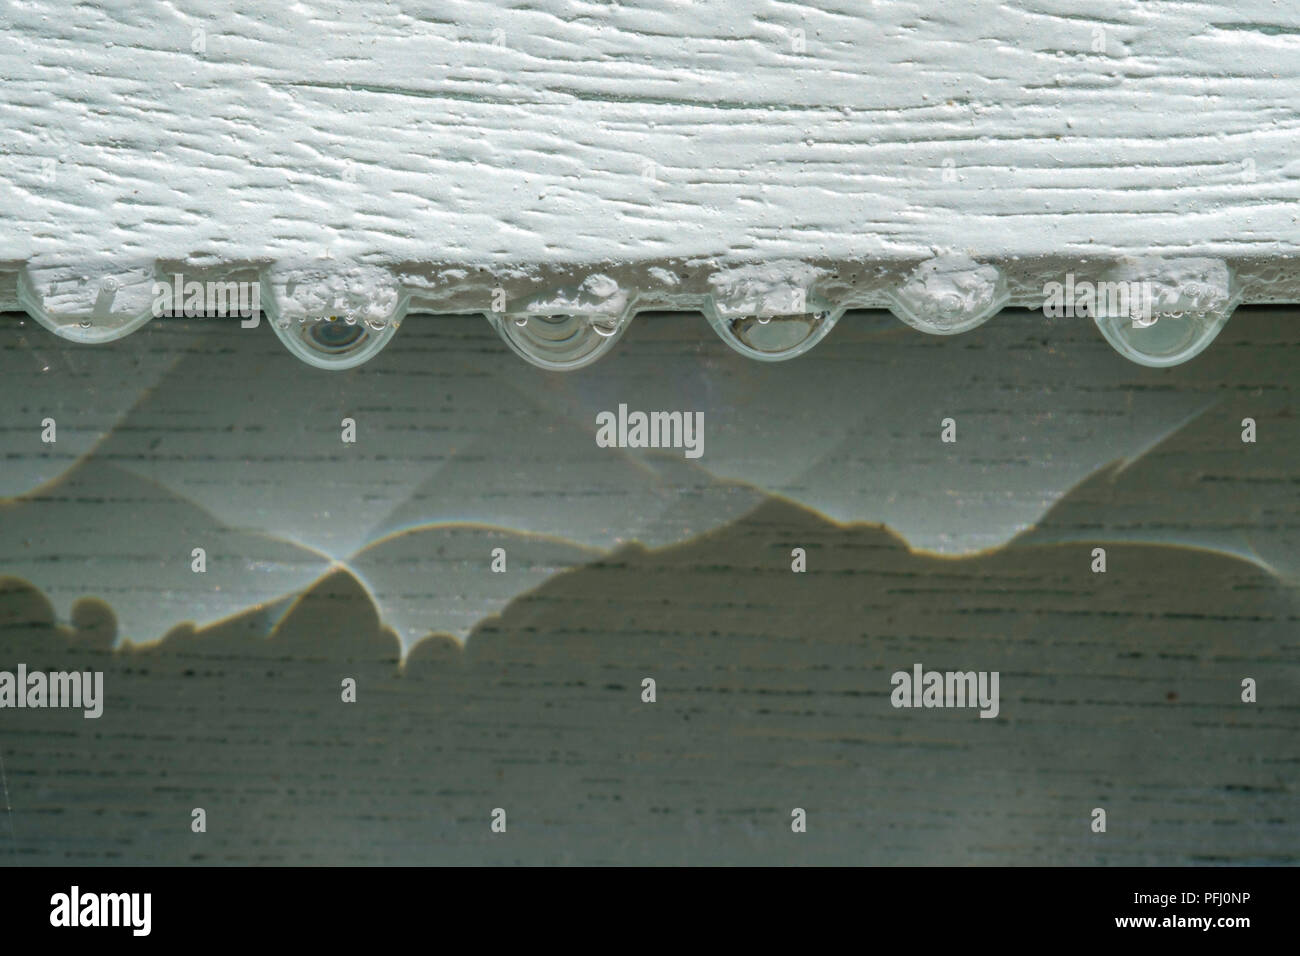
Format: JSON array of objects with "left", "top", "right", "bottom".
[
  {"left": 1091, "top": 258, "right": 1239, "bottom": 367},
  {"left": 264, "top": 265, "right": 405, "bottom": 369},
  {"left": 489, "top": 311, "right": 630, "bottom": 370},
  {"left": 18, "top": 264, "right": 156, "bottom": 343},
  {"left": 888, "top": 254, "right": 1008, "bottom": 335},
  {"left": 704, "top": 262, "right": 837, "bottom": 360},
  {"left": 490, "top": 274, "right": 631, "bottom": 370},
  {"left": 704, "top": 299, "right": 841, "bottom": 361}
]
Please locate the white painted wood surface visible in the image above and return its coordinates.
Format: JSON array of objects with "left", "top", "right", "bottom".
[{"left": 2, "top": 0, "right": 1299, "bottom": 323}]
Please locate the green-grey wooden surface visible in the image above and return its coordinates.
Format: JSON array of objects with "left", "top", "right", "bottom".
[{"left": 0, "top": 308, "right": 1296, "bottom": 864}]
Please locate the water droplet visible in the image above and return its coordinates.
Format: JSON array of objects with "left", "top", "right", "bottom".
[
  {"left": 889, "top": 255, "right": 1008, "bottom": 335},
  {"left": 17, "top": 268, "right": 153, "bottom": 344},
  {"left": 263, "top": 267, "right": 405, "bottom": 369},
  {"left": 1094, "top": 310, "right": 1233, "bottom": 367},
  {"left": 272, "top": 315, "right": 398, "bottom": 369},
  {"left": 490, "top": 313, "right": 629, "bottom": 370},
  {"left": 1092, "top": 258, "right": 1238, "bottom": 367},
  {"left": 706, "top": 308, "right": 840, "bottom": 361}
]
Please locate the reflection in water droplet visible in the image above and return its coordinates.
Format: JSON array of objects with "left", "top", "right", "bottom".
[
  {"left": 1094, "top": 309, "right": 1233, "bottom": 368},
  {"left": 706, "top": 307, "right": 840, "bottom": 361},
  {"left": 263, "top": 269, "right": 406, "bottom": 369},
  {"left": 1091, "top": 257, "right": 1238, "bottom": 367},
  {"left": 17, "top": 269, "right": 154, "bottom": 344},
  {"left": 272, "top": 316, "right": 399, "bottom": 369},
  {"left": 310, "top": 319, "right": 367, "bottom": 353},
  {"left": 490, "top": 313, "right": 628, "bottom": 370}
]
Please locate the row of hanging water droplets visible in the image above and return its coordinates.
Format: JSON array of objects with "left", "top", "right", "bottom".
[{"left": 13, "top": 255, "right": 1241, "bottom": 370}]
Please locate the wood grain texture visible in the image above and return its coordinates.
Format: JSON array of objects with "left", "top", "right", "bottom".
[
  {"left": 0, "top": 505, "right": 1296, "bottom": 866},
  {"left": 0, "top": 307, "right": 1296, "bottom": 865},
  {"left": 2, "top": 307, "right": 1296, "bottom": 644},
  {"left": 1, "top": 0, "right": 1299, "bottom": 323}
]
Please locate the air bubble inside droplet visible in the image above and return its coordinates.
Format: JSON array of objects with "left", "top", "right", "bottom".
[
  {"left": 707, "top": 309, "right": 839, "bottom": 361},
  {"left": 491, "top": 312, "right": 628, "bottom": 370},
  {"left": 591, "top": 318, "right": 622, "bottom": 338}
]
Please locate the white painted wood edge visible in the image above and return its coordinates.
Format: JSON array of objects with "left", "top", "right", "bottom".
[{"left": 2, "top": 1, "right": 1297, "bottom": 361}]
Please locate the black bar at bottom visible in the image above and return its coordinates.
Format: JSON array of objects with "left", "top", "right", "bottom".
[{"left": 0, "top": 866, "right": 1286, "bottom": 943}]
